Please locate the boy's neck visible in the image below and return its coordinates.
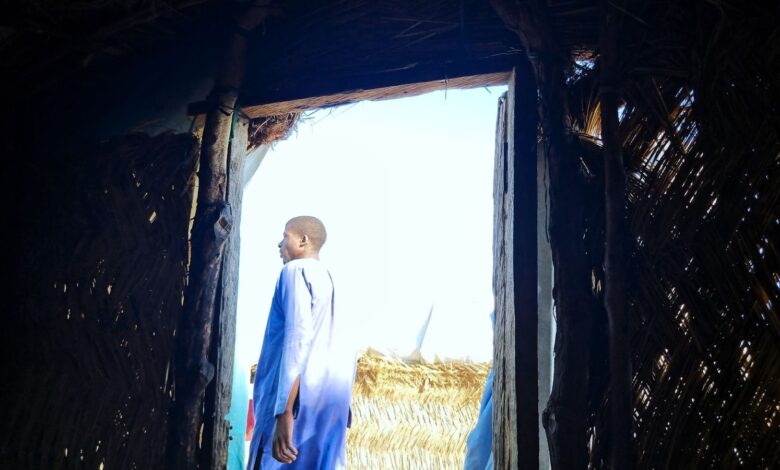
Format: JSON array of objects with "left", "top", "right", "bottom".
[{"left": 291, "top": 252, "right": 320, "bottom": 262}]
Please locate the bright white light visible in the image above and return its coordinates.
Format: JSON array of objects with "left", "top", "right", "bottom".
[{"left": 235, "top": 87, "right": 505, "bottom": 372}]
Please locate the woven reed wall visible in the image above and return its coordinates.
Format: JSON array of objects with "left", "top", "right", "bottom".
[
  {"left": 1, "top": 133, "right": 198, "bottom": 469},
  {"left": 567, "top": 22, "right": 780, "bottom": 464},
  {"left": 347, "top": 353, "right": 490, "bottom": 470},
  {"left": 621, "top": 87, "right": 780, "bottom": 468}
]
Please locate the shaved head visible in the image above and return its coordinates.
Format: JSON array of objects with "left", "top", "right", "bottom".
[{"left": 286, "top": 216, "right": 327, "bottom": 251}]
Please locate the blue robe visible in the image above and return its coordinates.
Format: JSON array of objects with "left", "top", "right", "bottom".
[
  {"left": 247, "top": 258, "right": 355, "bottom": 470},
  {"left": 463, "top": 369, "right": 493, "bottom": 470},
  {"left": 464, "top": 311, "right": 494, "bottom": 470}
]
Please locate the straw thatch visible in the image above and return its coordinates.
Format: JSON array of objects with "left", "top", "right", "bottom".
[
  {"left": 347, "top": 352, "right": 491, "bottom": 470},
  {"left": 0, "top": 0, "right": 215, "bottom": 97},
  {"left": 239, "top": 0, "right": 525, "bottom": 108},
  {"left": 247, "top": 113, "right": 301, "bottom": 151},
  {"left": 1, "top": 0, "right": 526, "bottom": 106}
]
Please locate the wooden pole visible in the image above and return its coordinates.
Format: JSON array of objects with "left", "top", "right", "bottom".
[
  {"left": 208, "top": 116, "right": 250, "bottom": 469},
  {"left": 511, "top": 59, "right": 541, "bottom": 469},
  {"left": 600, "top": 1, "right": 633, "bottom": 467},
  {"left": 167, "top": 3, "right": 277, "bottom": 468},
  {"left": 492, "top": 60, "right": 540, "bottom": 470},
  {"left": 536, "top": 55, "right": 592, "bottom": 470},
  {"left": 492, "top": 92, "right": 513, "bottom": 467},
  {"left": 491, "top": 1, "right": 593, "bottom": 468}
]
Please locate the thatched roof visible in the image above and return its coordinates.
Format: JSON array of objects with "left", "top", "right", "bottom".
[
  {"left": 0, "top": 0, "right": 217, "bottom": 97},
  {"left": 0, "top": 0, "right": 524, "bottom": 103}
]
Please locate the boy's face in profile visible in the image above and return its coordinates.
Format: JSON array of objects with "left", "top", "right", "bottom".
[{"left": 278, "top": 224, "right": 305, "bottom": 264}]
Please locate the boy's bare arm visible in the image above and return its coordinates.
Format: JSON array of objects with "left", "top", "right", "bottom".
[{"left": 272, "top": 376, "right": 300, "bottom": 463}]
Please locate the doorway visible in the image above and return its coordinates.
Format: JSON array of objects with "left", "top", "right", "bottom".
[{"left": 232, "top": 87, "right": 504, "bottom": 469}]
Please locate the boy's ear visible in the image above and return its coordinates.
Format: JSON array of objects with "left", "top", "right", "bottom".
[{"left": 300, "top": 234, "right": 309, "bottom": 246}]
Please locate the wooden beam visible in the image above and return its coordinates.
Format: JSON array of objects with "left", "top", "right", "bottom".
[
  {"left": 493, "top": 88, "right": 513, "bottom": 467},
  {"left": 600, "top": 0, "right": 633, "bottom": 467},
  {"left": 167, "top": 4, "right": 275, "bottom": 468},
  {"left": 167, "top": 83, "right": 236, "bottom": 469},
  {"left": 208, "top": 116, "right": 249, "bottom": 469},
  {"left": 537, "top": 57, "right": 592, "bottom": 470},
  {"left": 493, "top": 58, "right": 539, "bottom": 469},
  {"left": 240, "top": 71, "right": 510, "bottom": 118},
  {"left": 490, "top": 2, "right": 595, "bottom": 468},
  {"left": 511, "top": 57, "right": 541, "bottom": 469}
]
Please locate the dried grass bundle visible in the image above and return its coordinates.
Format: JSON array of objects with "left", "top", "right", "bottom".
[
  {"left": 347, "top": 352, "right": 491, "bottom": 470},
  {"left": 247, "top": 113, "right": 301, "bottom": 151}
]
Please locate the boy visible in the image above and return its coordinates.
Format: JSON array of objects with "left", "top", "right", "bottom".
[{"left": 247, "top": 216, "right": 355, "bottom": 470}]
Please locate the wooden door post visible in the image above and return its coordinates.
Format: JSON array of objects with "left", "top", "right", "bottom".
[
  {"left": 167, "top": 4, "right": 277, "bottom": 469},
  {"left": 493, "top": 59, "right": 540, "bottom": 469}
]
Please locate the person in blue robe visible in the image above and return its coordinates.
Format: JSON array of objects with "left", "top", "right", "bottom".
[{"left": 247, "top": 216, "right": 356, "bottom": 470}]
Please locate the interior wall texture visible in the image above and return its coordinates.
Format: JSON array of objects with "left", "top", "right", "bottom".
[
  {"left": 1, "top": 133, "right": 199, "bottom": 469},
  {"left": 0, "top": 17, "right": 226, "bottom": 465}
]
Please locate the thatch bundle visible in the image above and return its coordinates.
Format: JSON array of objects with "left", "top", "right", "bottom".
[
  {"left": 247, "top": 113, "right": 301, "bottom": 150},
  {"left": 347, "top": 352, "right": 491, "bottom": 470}
]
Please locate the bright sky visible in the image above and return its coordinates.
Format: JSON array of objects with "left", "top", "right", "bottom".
[{"left": 234, "top": 86, "right": 506, "bottom": 373}]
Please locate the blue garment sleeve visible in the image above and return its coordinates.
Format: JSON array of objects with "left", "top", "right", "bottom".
[{"left": 273, "top": 265, "right": 315, "bottom": 416}]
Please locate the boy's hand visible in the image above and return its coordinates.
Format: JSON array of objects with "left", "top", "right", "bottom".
[{"left": 272, "top": 411, "right": 298, "bottom": 464}]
